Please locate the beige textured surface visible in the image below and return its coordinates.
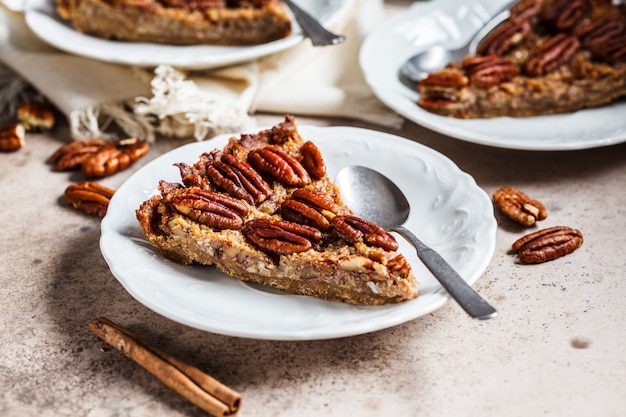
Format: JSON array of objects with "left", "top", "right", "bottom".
[{"left": 1, "top": 114, "right": 626, "bottom": 417}]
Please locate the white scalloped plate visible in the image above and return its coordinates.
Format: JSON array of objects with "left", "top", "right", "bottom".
[
  {"left": 24, "top": 0, "right": 353, "bottom": 69},
  {"left": 100, "top": 125, "right": 496, "bottom": 340},
  {"left": 359, "top": 0, "right": 626, "bottom": 151}
]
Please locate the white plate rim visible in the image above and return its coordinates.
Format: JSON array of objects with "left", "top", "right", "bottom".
[
  {"left": 100, "top": 125, "right": 497, "bottom": 340},
  {"left": 24, "top": 0, "right": 353, "bottom": 69},
  {"left": 359, "top": 0, "right": 626, "bottom": 151}
]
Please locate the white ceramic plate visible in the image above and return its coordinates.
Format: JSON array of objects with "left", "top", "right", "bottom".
[
  {"left": 100, "top": 125, "right": 496, "bottom": 340},
  {"left": 24, "top": 0, "right": 352, "bottom": 69},
  {"left": 360, "top": 0, "right": 626, "bottom": 151}
]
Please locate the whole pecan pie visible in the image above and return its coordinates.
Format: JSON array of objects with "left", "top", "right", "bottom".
[
  {"left": 56, "top": 0, "right": 292, "bottom": 45},
  {"left": 417, "top": 0, "right": 626, "bottom": 118},
  {"left": 136, "top": 116, "right": 418, "bottom": 305}
]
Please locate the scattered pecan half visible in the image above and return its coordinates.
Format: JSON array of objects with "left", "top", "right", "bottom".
[
  {"left": 299, "top": 141, "right": 326, "bottom": 180},
  {"left": 17, "top": 101, "right": 55, "bottom": 131},
  {"left": 463, "top": 55, "right": 518, "bottom": 88},
  {"left": 0, "top": 123, "right": 25, "bottom": 152},
  {"left": 242, "top": 218, "right": 323, "bottom": 256},
  {"left": 50, "top": 139, "right": 109, "bottom": 171},
  {"left": 81, "top": 137, "right": 150, "bottom": 178},
  {"left": 331, "top": 215, "right": 399, "bottom": 252},
  {"left": 64, "top": 181, "right": 115, "bottom": 217},
  {"left": 281, "top": 188, "right": 345, "bottom": 231},
  {"left": 164, "top": 187, "right": 249, "bottom": 230},
  {"left": 248, "top": 146, "right": 311, "bottom": 187},
  {"left": 512, "top": 225, "right": 583, "bottom": 263},
  {"left": 493, "top": 186, "right": 548, "bottom": 226},
  {"left": 476, "top": 18, "right": 531, "bottom": 56},
  {"left": 50, "top": 137, "right": 149, "bottom": 177},
  {"left": 206, "top": 153, "right": 273, "bottom": 205},
  {"left": 541, "top": 0, "right": 587, "bottom": 31},
  {"left": 524, "top": 34, "right": 580, "bottom": 76}
]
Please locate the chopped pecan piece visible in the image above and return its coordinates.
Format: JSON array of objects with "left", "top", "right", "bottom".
[
  {"left": 281, "top": 188, "right": 345, "bottom": 231},
  {"left": 331, "top": 215, "right": 399, "bottom": 252},
  {"left": 64, "top": 181, "right": 115, "bottom": 217},
  {"left": 524, "top": 34, "right": 580, "bottom": 76},
  {"left": 17, "top": 101, "right": 55, "bottom": 131},
  {"left": 206, "top": 153, "right": 272, "bottom": 204},
  {"left": 463, "top": 55, "right": 518, "bottom": 88},
  {"left": 299, "top": 141, "right": 326, "bottom": 180},
  {"left": 164, "top": 187, "right": 248, "bottom": 230},
  {"left": 512, "top": 226, "right": 583, "bottom": 263},
  {"left": 493, "top": 186, "right": 548, "bottom": 226},
  {"left": 81, "top": 137, "right": 150, "bottom": 178},
  {"left": 248, "top": 146, "right": 311, "bottom": 187},
  {"left": 242, "top": 218, "right": 322, "bottom": 256},
  {"left": 0, "top": 123, "right": 25, "bottom": 152}
]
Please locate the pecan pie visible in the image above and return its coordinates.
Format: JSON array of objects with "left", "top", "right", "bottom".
[
  {"left": 417, "top": 0, "right": 626, "bottom": 118},
  {"left": 56, "top": 0, "right": 292, "bottom": 46},
  {"left": 136, "top": 116, "right": 418, "bottom": 305}
]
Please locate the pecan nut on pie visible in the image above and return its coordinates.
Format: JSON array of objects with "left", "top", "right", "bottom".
[
  {"left": 56, "top": 0, "right": 292, "bottom": 46},
  {"left": 417, "top": 0, "right": 626, "bottom": 118},
  {"left": 136, "top": 116, "right": 418, "bottom": 305}
]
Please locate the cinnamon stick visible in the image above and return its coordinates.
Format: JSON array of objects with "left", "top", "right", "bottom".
[{"left": 88, "top": 317, "right": 241, "bottom": 416}]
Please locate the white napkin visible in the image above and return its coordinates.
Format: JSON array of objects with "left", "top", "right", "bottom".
[{"left": 0, "top": 0, "right": 403, "bottom": 142}]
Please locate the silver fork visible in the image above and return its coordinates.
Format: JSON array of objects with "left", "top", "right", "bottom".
[{"left": 282, "top": 0, "right": 346, "bottom": 46}]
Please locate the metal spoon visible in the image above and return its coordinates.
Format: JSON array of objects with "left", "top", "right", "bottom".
[
  {"left": 282, "top": 0, "right": 346, "bottom": 47},
  {"left": 335, "top": 165, "right": 497, "bottom": 320},
  {"left": 400, "top": 7, "right": 511, "bottom": 84}
]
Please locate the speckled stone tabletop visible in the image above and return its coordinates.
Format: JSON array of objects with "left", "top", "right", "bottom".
[{"left": 2, "top": 113, "right": 626, "bottom": 417}]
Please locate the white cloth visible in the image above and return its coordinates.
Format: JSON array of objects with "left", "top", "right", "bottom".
[{"left": 0, "top": 0, "right": 403, "bottom": 141}]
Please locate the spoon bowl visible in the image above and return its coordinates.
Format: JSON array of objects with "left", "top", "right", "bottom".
[
  {"left": 400, "top": 8, "right": 511, "bottom": 85},
  {"left": 335, "top": 165, "right": 497, "bottom": 320}
]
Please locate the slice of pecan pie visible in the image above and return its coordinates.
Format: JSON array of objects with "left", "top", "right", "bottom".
[
  {"left": 417, "top": 0, "right": 626, "bottom": 118},
  {"left": 136, "top": 116, "right": 418, "bottom": 305},
  {"left": 56, "top": 0, "right": 292, "bottom": 46}
]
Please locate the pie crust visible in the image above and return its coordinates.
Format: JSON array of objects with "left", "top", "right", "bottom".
[
  {"left": 417, "top": 0, "right": 626, "bottom": 118},
  {"left": 136, "top": 116, "right": 418, "bottom": 305}
]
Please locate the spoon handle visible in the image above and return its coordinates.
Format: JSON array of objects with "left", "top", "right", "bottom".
[
  {"left": 396, "top": 226, "right": 497, "bottom": 320},
  {"left": 282, "top": 0, "right": 346, "bottom": 47}
]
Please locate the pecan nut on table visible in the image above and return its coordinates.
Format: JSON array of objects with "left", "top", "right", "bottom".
[
  {"left": 493, "top": 186, "right": 548, "bottom": 226},
  {"left": 64, "top": 181, "right": 115, "bottom": 217},
  {"left": 49, "top": 137, "right": 150, "bottom": 178},
  {"left": 0, "top": 123, "right": 26, "bottom": 152},
  {"left": 512, "top": 225, "right": 584, "bottom": 264}
]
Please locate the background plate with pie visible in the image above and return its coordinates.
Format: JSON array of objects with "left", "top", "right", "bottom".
[
  {"left": 100, "top": 125, "right": 496, "bottom": 340},
  {"left": 359, "top": 0, "right": 626, "bottom": 151},
  {"left": 24, "top": 0, "right": 353, "bottom": 69}
]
